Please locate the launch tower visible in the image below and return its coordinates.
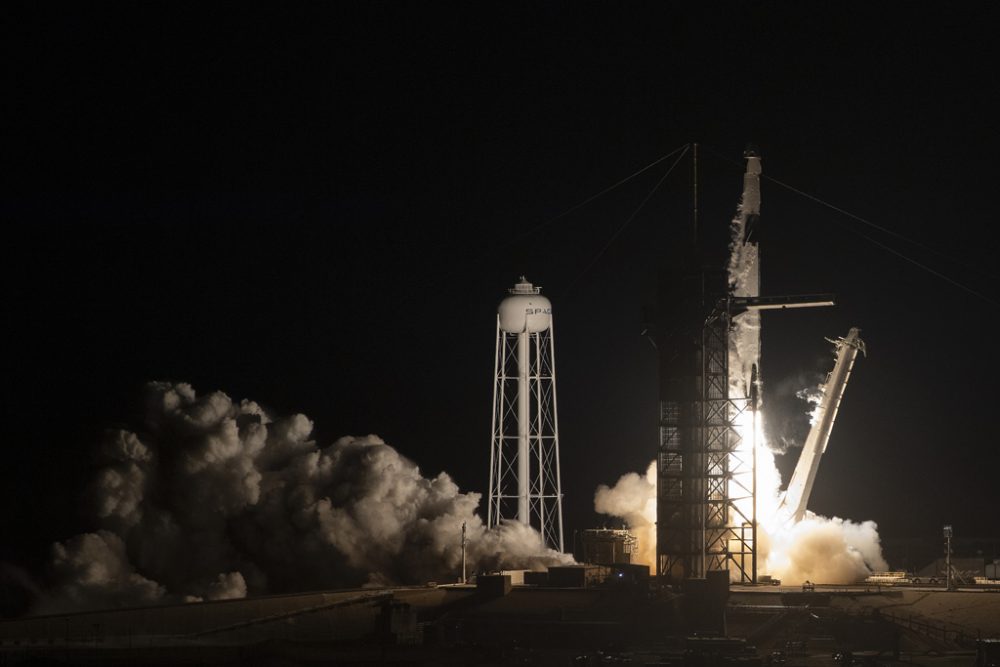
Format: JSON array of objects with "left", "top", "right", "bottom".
[
  {"left": 655, "top": 147, "right": 832, "bottom": 583},
  {"left": 488, "top": 277, "right": 564, "bottom": 551}
]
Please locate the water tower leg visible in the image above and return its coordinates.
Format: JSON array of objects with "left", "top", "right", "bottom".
[{"left": 517, "top": 330, "right": 530, "bottom": 525}]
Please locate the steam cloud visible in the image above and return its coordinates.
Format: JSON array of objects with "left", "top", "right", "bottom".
[
  {"left": 593, "top": 462, "right": 657, "bottom": 567},
  {"left": 596, "top": 452, "right": 888, "bottom": 584},
  {"left": 40, "top": 382, "right": 570, "bottom": 613}
]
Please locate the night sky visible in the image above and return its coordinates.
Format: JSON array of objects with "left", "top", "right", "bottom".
[{"left": 4, "top": 5, "right": 999, "bottom": 579}]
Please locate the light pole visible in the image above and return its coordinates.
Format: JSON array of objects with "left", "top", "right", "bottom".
[
  {"left": 943, "top": 525, "right": 955, "bottom": 591},
  {"left": 461, "top": 521, "right": 467, "bottom": 584}
]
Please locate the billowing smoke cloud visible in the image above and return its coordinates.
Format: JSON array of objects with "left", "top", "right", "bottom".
[
  {"left": 762, "top": 515, "right": 887, "bottom": 584},
  {"left": 40, "top": 382, "right": 570, "bottom": 613},
  {"left": 49, "top": 531, "right": 165, "bottom": 610},
  {"left": 593, "top": 462, "right": 656, "bottom": 567},
  {"left": 595, "top": 455, "right": 888, "bottom": 584}
]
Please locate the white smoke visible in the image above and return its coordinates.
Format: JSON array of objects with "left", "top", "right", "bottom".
[
  {"left": 762, "top": 515, "right": 887, "bottom": 584},
  {"left": 749, "top": 427, "right": 889, "bottom": 582},
  {"left": 593, "top": 462, "right": 656, "bottom": 567},
  {"left": 728, "top": 172, "right": 761, "bottom": 402},
  {"left": 49, "top": 531, "right": 165, "bottom": 610},
  {"left": 763, "top": 373, "right": 826, "bottom": 453},
  {"left": 596, "top": 451, "right": 888, "bottom": 584},
  {"left": 796, "top": 386, "right": 824, "bottom": 425},
  {"left": 40, "top": 381, "right": 570, "bottom": 613}
]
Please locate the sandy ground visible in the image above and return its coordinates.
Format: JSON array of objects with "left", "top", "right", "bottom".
[{"left": 828, "top": 589, "right": 1000, "bottom": 636}]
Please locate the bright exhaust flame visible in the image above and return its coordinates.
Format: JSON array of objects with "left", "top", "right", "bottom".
[
  {"left": 596, "top": 400, "right": 887, "bottom": 583},
  {"left": 731, "top": 407, "right": 888, "bottom": 584}
]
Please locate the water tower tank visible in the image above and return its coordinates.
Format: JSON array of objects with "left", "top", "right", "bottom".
[{"left": 498, "top": 277, "right": 551, "bottom": 333}]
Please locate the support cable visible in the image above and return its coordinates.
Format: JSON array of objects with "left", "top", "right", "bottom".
[
  {"left": 764, "top": 173, "right": 997, "bottom": 278},
  {"left": 570, "top": 144, "right": 691, "bottom": 288},
  {"left": 414, "top": 143, "right": 690, "bottom": 289},
  {"left": 848, "top": 227, "right": 998, "bottom": 306},
  {"left": 524, "top": 142, "right": 691, "bottom": 240}
]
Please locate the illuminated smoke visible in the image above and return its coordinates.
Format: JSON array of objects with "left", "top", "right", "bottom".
[
  {"left": 796, "top": 386, "right": 824, "bottom": 425},
  {"left": 740, "top": 416, "right": 889, "bottom": 583},
  {"left": 593, "top": 462, "right": 657, "bottom": 567},
  {"left": 40, "top": 382, "right": 570, "bottom": 612},
  {"left": 596, "top": 391, "right": 887, "bottom": 582},
  {"left": 765, "top": 373, "right": 826, "bottom": 453},
  {"left": 728, "top": 182, "right": 760, "bottom": 402},
  {"left": 49, "top": 531, "right": 164, "bottom": 610},
  {"left": 763, "top": 515, "right": 887, "bottom": 584}
]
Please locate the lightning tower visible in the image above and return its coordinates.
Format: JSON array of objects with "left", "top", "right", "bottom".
[{"left": 488, "top": 277, "right": 564, "bottom": 551}]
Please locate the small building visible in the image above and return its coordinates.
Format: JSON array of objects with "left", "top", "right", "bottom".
[
  {"left": 476, "top": 574, "right": 512, "bottom": 597},
  {"left": 917, "top": 558, "right": 985, "bottom": 583},
  {"left": 608, "top": 563, "right": 650, "bottom": 585},
  {"left": 523, "top": 571, "right": 549, "bottom": 586},
  {"left": 498, "top": 569, "right": 530, "bottom": 585},
  {"left": 579, "top": 528, "right": 638, "bottom": 565}
]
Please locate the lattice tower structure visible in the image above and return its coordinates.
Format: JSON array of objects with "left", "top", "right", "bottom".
[
  {"left": 655, "top": 148, "right": 764, "bottom": 584},
  {"left": 656, "top": 267, "right": 754, "bottom": 583}
]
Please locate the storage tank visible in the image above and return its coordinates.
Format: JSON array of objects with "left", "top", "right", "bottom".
[{"left": 579, "top": 528, "right": 638, "bottom": 565}]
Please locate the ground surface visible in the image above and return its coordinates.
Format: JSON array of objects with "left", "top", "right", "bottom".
[{"left": 2, "top": 584, "right": 997, "bottom": 665}]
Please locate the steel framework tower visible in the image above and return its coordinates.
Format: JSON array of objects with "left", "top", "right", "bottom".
[
  {"left": 656, "top": 277, "right": 755, "bottom": 582},
  {"left": 656, "top": 148, "right": 759, "bottom": 583},
  {"left": 488, "top": 277, "right": 564, "bottom": 551},
  {"left": 656, "top": 148, "right": 831, "bottom": 583}
]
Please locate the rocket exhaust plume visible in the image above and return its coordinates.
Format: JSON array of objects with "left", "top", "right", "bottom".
[{"left": 40, "top": 382, "right": 571, "bottom": 612}]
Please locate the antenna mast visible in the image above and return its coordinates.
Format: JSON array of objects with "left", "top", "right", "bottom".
[{"left": 692, "top": 143, "right": 699, "bottom": 245}]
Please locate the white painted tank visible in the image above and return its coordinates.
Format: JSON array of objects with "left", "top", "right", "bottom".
[{"left": 498, "top": 277, "right": 552, "bottom": 333}]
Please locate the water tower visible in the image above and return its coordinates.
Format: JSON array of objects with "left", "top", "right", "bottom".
[{"left": 487, "top": 277, "right": 564, "bottom": 551}]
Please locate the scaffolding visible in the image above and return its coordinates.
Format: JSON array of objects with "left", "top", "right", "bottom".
[{"left": 657, "top": 299, "right": 754, "bottom": 583}]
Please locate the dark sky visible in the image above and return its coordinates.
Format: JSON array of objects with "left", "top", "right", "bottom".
[{"left": 3, "top": 4, "right": 999, "bottom": 574}]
